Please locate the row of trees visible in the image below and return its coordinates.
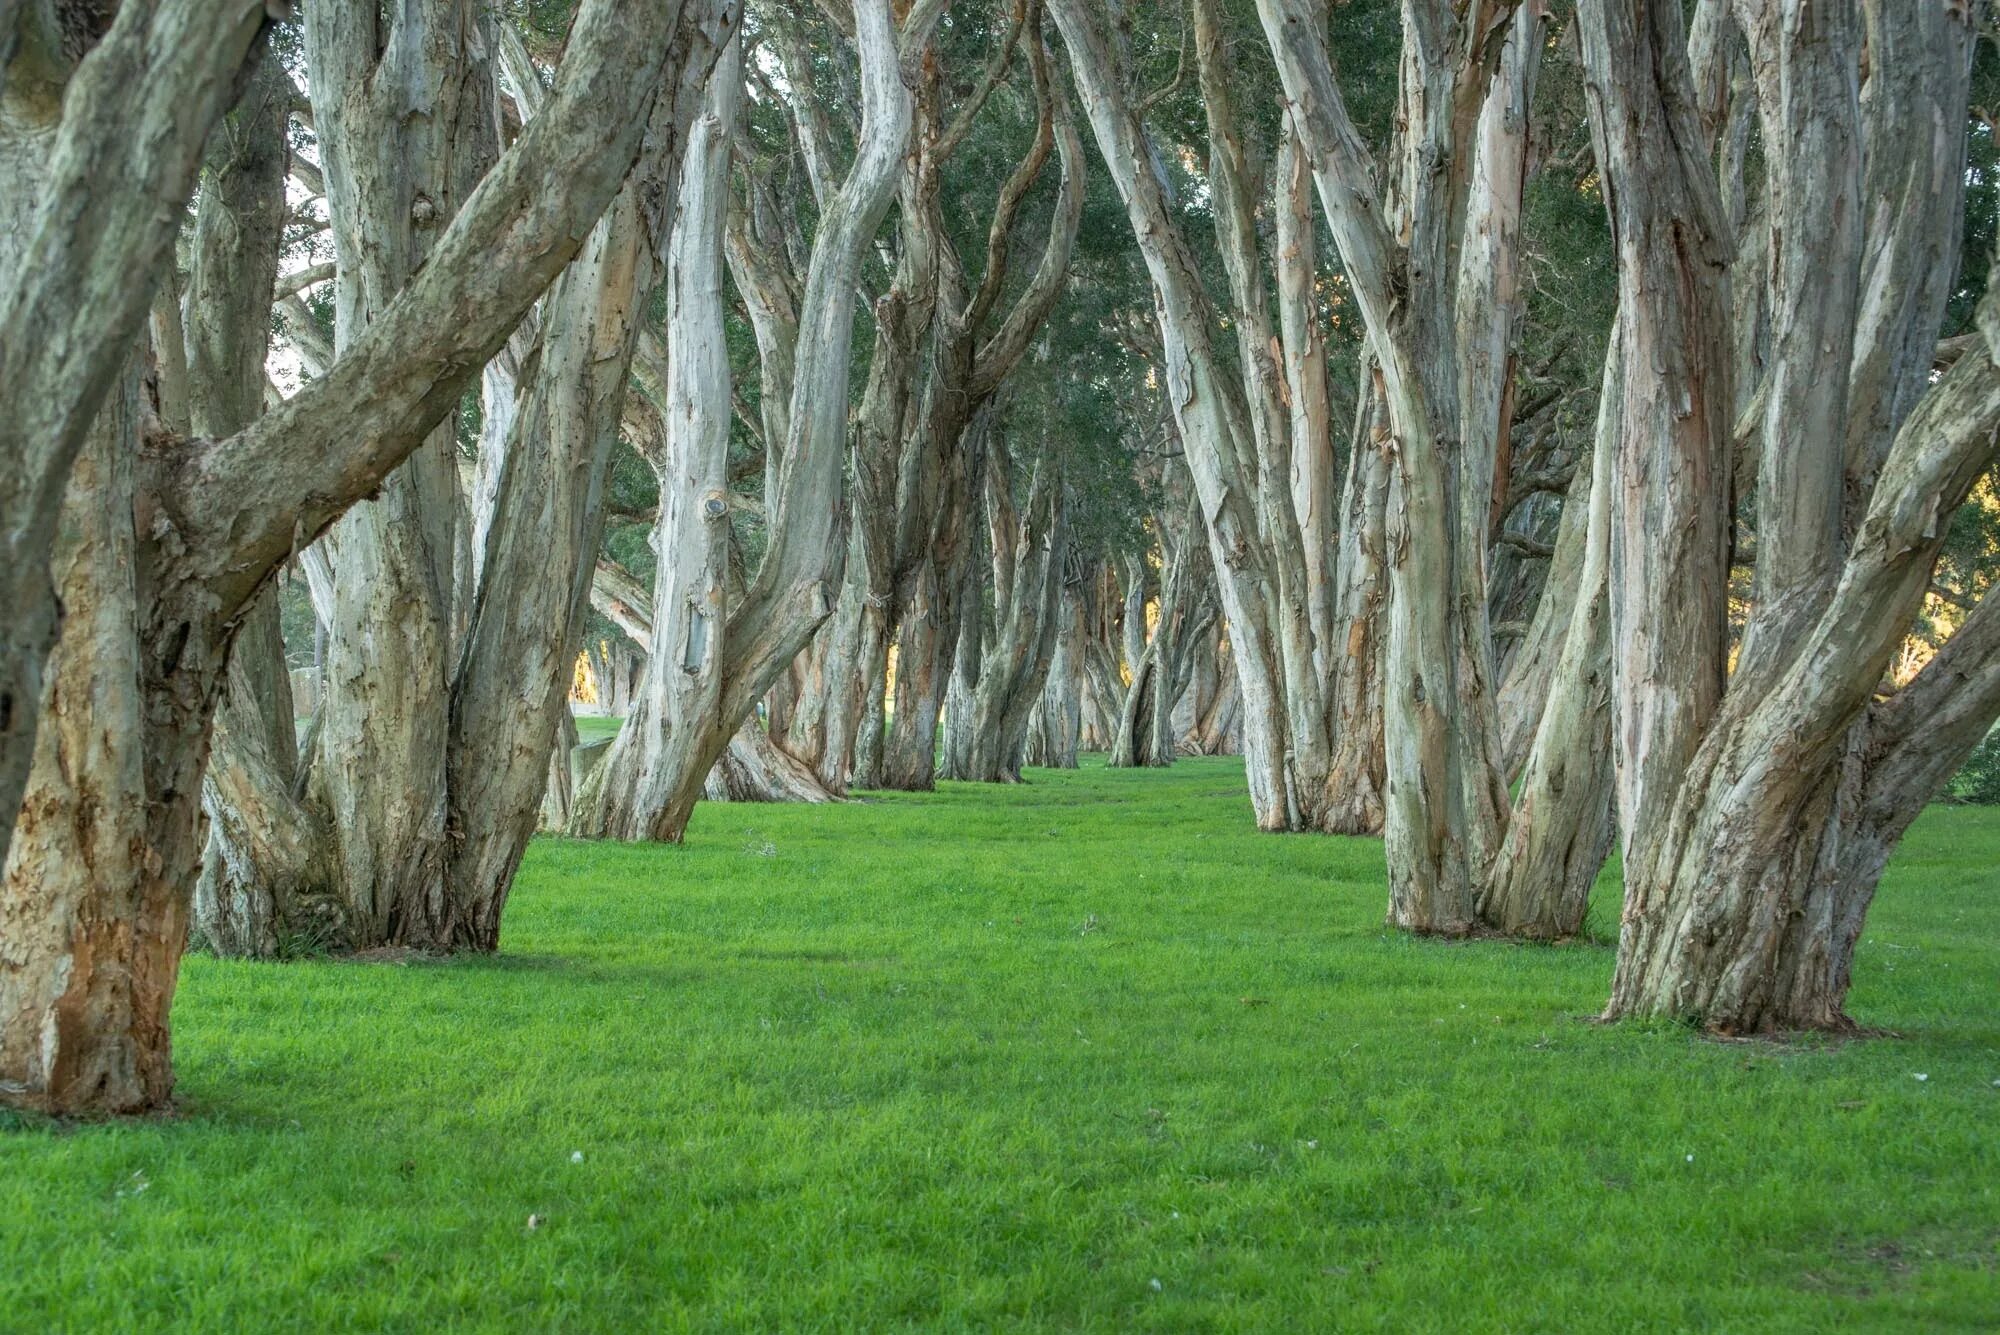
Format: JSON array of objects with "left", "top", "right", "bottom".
[{"left": 1, "top": 0, "right": 1995, "bottom": 1115}]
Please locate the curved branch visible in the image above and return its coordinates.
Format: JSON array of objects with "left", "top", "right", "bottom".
[
  {"left": 165, "top": 0, "right": 696, "bottom": 617},
  {"left": 935, "top": 0, "right": 1031, "bottom": 162},
  {"left": 968, "top": 43, "right": 1086, "bottom": 400}
]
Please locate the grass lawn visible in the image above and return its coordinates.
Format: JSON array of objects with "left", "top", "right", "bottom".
[
  {"left": 572, "top": 714, "right": 625, "bottom": 744},
  {"left": 3, "top": 758, "right": 1997, "bottom": 1331}
]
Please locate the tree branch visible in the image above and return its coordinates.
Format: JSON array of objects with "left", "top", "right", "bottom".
[{"left": 163, "top": 0, "right": 693, "bottom": 616}]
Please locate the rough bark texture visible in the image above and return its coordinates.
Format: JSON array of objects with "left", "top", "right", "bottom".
[
  {"left": 1257, "top": 0, "right": 1523, "bottom": 932},
  {"left": 1024, "top": 571, "right": 1087, "bottom": 769},
  {"left": 941, "top": 434, "right": 1070, "bottom": 784},
  {"left": 1051, "top": 0, "right": 1314, "bottom": 832},
  {"left": 1477, "top": 339, "right": 1619, "bottom": 939},
  {"left": 0, "top": 365, "right": 164, "bottom": 1113},
  {"left": 187, "top": 55, "right": 331, "bottom": 958},
  {"left": 1109, "top": 487, "right": 1217, "bottom": 770},
  {"left": 0, "top": 0, "right": 272, "bottom": 872},
  {"left": 1589, "top": 0, "right": 1990, "bottom": 1030},
  {"left": 2, "top": 0, "right": 698, "bottom": 1114},
  {"left": 299, "top": 0, "right": 503, "bottom": 948},
  {"left": 870, "top": 25, "right": 1085, "bottom": 793},
  {"left": 578, "top": 0, "right": 934, "bottom": 842}
]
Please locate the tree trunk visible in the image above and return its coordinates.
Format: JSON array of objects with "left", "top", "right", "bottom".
[
  {"left": 706, "top": 720, "right": 842, "bottom": 803},
  {"left": 300, "top": 0, "right": 502, "bottom": 947},
  {"left": 880, "top": 406, "right": 994, "bottom": 791},
  {"left": 182, "top": 54, "right": 333, "bottom": 957},
  {"left": 941, "top": 438, "right": 1069, "bottom": 783},
  {"left": 2, "top": 0, "right": 700, "bottom": 1114},
  {"left": 0, "top": 0, "right": 272, "bottom": 871},
  {"left": 1024, "top": 579, "right": 1085, "bottom": 769},
  {"left": 578, "top": 0, "right": 930, "bottom": 842},
  {"left": 1590, "top": 0, "right": 1989, "bottom": 1030},
  {"left": 872, "top": 34, "right": 1085, "bottom": 793},
  {"left": 1477, "top": 340, "right": 1619, "bottom": 939},
  {"left": 1052, "top": 0, "right": 1307, "bottom": 831},
  {"left": 1109, "top": 483, "right": 1215, "bottom": 770},
  {"left": 0, "top": 367, "right": 177, "bottom": 1113}
]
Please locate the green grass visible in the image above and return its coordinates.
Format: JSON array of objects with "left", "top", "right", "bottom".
[
  {"left": 572, "top": 713, "right": 624, "bottom": 744},
  {"left": 4, "top": 758, "right": 1997, "bottom": 1332}
]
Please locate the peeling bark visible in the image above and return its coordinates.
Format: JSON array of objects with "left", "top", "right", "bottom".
[
  {"left": 579, "top": 0, "right": 933, "bottom": 842},
  {"left": 941, "top": 432, "right": 1070, "bottom": 784},
  {"left": 1588, "top": 0, "right": 1993, "bottom": 1030},
  {"left": 0, "top": 0, "right": 273, "bottom": 871},
  {"left": 3, "top": 0, "right": 702, "bottom": 1113}
]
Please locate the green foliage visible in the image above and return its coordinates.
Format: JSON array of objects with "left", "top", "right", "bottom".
[
  {"left": 1949, "top": 725, "right": 2000, "bottom": 804},
  {"left": 1946, "top": 41, "right": 2000, "bottom": 337},
  {"left": 4, "top": 762, "right": 1996, "bottom": 1330}
]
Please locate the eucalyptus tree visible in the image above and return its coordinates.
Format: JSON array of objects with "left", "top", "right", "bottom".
[
  {"left": 1581, "top": 0, "right": 2000, "bottom": 1030},
  {"left": 0, "top": 0, "right": 704, "bottom": 1115}
]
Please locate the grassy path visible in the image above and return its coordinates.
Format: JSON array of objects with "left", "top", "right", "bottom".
[{"left": 4, "top": 758, "right": 1996, "bottom": 1330}]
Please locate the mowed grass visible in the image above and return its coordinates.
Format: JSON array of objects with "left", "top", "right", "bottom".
[
  {"left": 3, "top": 759, "right": 1997, "bottom": 1332},
  {"left": 572, "top": 714, "right": 624, "bottom": 744}
]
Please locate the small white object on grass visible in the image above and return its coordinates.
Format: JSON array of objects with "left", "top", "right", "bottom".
[
  {"left": 1685, "top": 1154, "right": 1694, "bottom": 1163},
  {"left": 571, "top": 1150, "right": 585, "bottom": 1163},
  {"left": 1149, "top": 1279, "right": 1162, "bottom": 1293},
  {"left": 527, "top": 1214, "right": 545, "bottom": 1231},
  {"left": 1914, "top": 1072, "right": 1930, "bottom": 1083}
]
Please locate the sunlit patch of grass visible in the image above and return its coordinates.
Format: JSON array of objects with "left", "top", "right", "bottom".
[{"left": 3, "top": 758, "right": 1996, "bottom": 1330}]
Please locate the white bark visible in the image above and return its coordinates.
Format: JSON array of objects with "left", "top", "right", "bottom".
[
  {"left": 580, "top": 0, "right": 933, "bottom": 841},
  {"left": 1050, "top": 0, "right": 1301, "bottom": 830}
]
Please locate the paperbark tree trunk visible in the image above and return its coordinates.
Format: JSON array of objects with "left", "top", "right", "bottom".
[
  {"left": 1321, "top": 383, "right": 1390, "bottom": 832},
  {"left": 1, "top": 0, "right": 697, "bottom": 1114},
  {"left": 0, "top": 366, "right": 168, "bottom": 1113},
  {"left": 301, "top": 0, "right": 503, "bottom": 946},
  {"left": 1109, "top": 485, "right": 1216, "bottom": 770},
  {"left": 0, "top": 0, "right": 274, "bottom": 872},
  {"left": 872, "top": 27, "right": 1085, "bottom": 793},
  {"left": 1024, "top": 576, "right": 1085, "bottom": 770},
  {"left": 1074, "top": 562, "right": 1125, "bottom": 752},
  {"left": 1477, "top": 338, "right": 1620, "bottom": 939},
  {"left": 578, "top": 0, "right": 935, "bottom": 842},
  {"left": 1183, "top": 626, "right": 1245, "bottom": 757},
  {"left": 1589, "top": 0, "right": 1991, "bottom": 1030},
  {"left": 185, "top": 55, "right": 333, "bottom": 956},
  {"left": 1260, "top": 0, "right": 1548, "bottom": 933},
  {"left": 206, "top": 2, "right": 729, "bottom": 953},
  {"left": 1493, "top": 441, "right": 1596, "bottom": 781},
  {"left": 940, "top": 436, "right": 1070, "bottom": 784},
  {"left": 1051, "top": 0, "right": 1308, "bottom": 831}
]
